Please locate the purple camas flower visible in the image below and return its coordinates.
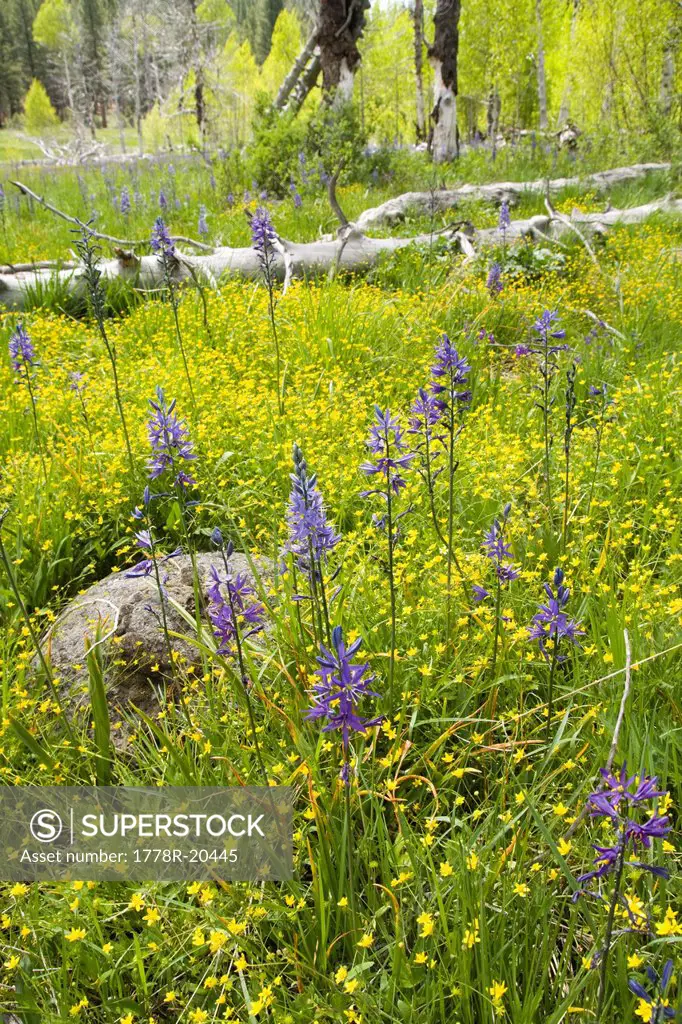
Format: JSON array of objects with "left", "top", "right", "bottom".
[
  {"left": 408, "top": 387, "right": 442, "bottom": 437},
  {"left": 304, "top": 626, "right": 382, "bottom": 783},
  {"left": 251, "top": 206, "right": 277, "bottom": 278},
  {"left": 120, "top": 187, "right": 131, "bottom": 216},
  {"left": 515, "top": 344, "right": 530, "bottom": 357},
  {"left": 198, "top": 205, "right": 208, "bottom": 238},
  {"left": 150, "top": 216, "right": 175, "bottom": 259},
  {"left": 158, "top": 189, "right": 168, "bottom": 210},
  {"left": 629, "top": 961, "right": 675, "bottom": 1022},
  {"left": 487, "top": 261, "right": 503, "bottom": 296},
  {"left": 68, "top": 371, "right": 85, "bottom": 394},
  {"left": 577, "top": 762, "right": 671, "bottom": 889},
  {"left": 208, "top": 562, "right": 265, "bottom": 657},
  {"left": 528, "top": 566, "right": 584, "bottom": 659},
  {"left": 360, "top": 406, "right": 415, "bottom": 497},
  {"left": 287, "top": 443, "right": 340, "bottom": 566},
  {"left": 482, "top": 514, "right": 519, "bottom": 584},
  {"left": 126, "top": 490, "right": 182, "bottom": 579},
  {"left": 532, "top": 309, "right": 568, "bottom": 354},
  {"left": 430, "top": 335, "right": 472, "bottom": 413},
  {"left": 147, "top": 386, "right": 197, "bottom": 488},
  {"left": 8, "top": 323, "right": 36, "bottom": 375}
]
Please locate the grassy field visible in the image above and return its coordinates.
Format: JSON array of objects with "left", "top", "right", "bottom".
[{"left": 0, "top": 149, "right": 681, "bottom": 1023}]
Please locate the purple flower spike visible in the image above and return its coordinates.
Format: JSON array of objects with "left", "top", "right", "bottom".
[
  {"left": 361, "top": 406, "right": 415, "bottom": 497},
  {"left": 147, "top": 386, "right": 196, "bottom": 489},
  {"left": 408, "top": 388, "right": 442, "bottom": 437},
  {"left": 304, "top": 626, "right": 383, "bottom": 784},
  {"left": 532, "top": 310, "right": 568, "bottom": 354},
  {"left": 576, "top": 761, "right": 671, "bottom": 899},
  {"left": 208, "top": 562, "right": 265, "bottom": 657},
  {"left": 481, "top": 515, "right": 519, "bottom": 586},
  {"left": 9, "top": 323, "right": 36, "bottom": 374},
  {"left": 287, "top": 443, "right": 340, "bottom": 568},
  {"left": 251, "top": 206, "right": 277, "bottom": 274},
  {"left": 150, "top": 216, "right": 175, "bottom": 259},
  {"left": 487, "top": 261, "right": 503, "bottom": 296},
  {"left": 528, "top": 567, "right": 584, "bottom": 659}
]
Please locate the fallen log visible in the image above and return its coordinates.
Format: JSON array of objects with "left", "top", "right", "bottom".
[
  {"left": 2, "top": 197, "right": 682, "bottom": 311},
  {"left": 354, "top": 162, "right": 672, "bottom": 230}
]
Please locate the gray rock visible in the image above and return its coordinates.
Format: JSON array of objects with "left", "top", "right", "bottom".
[{"left": 41, "top": 552, "right": 261, "bottom": 725}]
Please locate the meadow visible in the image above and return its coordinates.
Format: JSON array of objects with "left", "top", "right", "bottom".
[{"left": 0, "top": 147, "right": 681, "bottom": 1023}]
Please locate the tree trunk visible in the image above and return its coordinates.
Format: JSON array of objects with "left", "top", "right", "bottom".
[
  {"left": 354, "top": 161, "right": 670, "bottom": 230},
  {"left": 558, "top": 0, "right": 579, "bottom": 124},
  {"left": 187, "top": 0, "right": 206, "bottom": 144},
  {"left": 428, "top": 0, "right": 461, "bottom": 163},
  {"left": 275, "top": 30, "right": 320, "bottom": 110},
  {"left": 318, "top": 0, "right": 370, "bottom": 106},
  {"left": 413, "top": 0, "right": 426, "bottom": 141},
  {"left": 660, "top": 21, "right": 680, "bottom": 116},
  {"left": 132, "top": 12, "right": 144, "bottom": 155},
  {"left": 287, "top": 52, "right": 322, "bottom": 113},
  {"left": 535, "top": 0, "right": 548, "bottom": 131},
  {"left": 62, "top": 50, "right": 75, "bottom": 116},
  {"left": 487, "top": 86, "right": 500, "bottom": 158}
]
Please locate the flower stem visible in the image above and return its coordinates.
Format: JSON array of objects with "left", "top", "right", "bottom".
[
  {"left": 386, "top": 462, "right": 397, "bottom": 698},
  {"left": 265, "top": 266, "right": 284, "bottom": 416},
  {"left": 490, "top": 578, "right": 502, "bottom": 678},
  {"left": 24, "top": 373, "right": 48, "bottom": 484},
  {"left": 166, "top": 271, "right": 196, "bottom": 410},
  {"left": 545, "top": 631, "right": 560, "bottom": 742},
  {"left": 595, "top": 835, "right": 626, "bottom": 1023}
]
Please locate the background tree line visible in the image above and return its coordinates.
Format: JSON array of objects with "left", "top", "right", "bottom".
[{"left": 0, "top": 0, "right": 681, "bottom": 162}]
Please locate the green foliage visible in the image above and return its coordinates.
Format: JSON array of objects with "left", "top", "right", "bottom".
[
  {"left": 32, "top": 0, "right": 73, "bottom": 50},
  {"left": 304, "top": 101, "right": 368, "bottom": 181},
  {"left": 246, "top": 93, "right": 308, "bottom": 195},
  {"left": 261, "top": 8, "right": 304, "bottom": 96},
  {"left": 22, "top": 78, "right": 59, "bottom": 131}
]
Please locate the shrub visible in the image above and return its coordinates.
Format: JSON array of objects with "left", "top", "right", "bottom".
[{"left": 23, "top": 79, "right": 59, "bottom": 132}]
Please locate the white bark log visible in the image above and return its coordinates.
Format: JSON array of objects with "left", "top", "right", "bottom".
[
  {"left": 355, "top": 162, "right": 671, "bottom": 230},
  {"left": 3, "top": 196, "right": 681, "bottom": 311},
  {"left": 0, "top": 230, "right": 450, "bottom": 311},
  {"left": 430, "top": 60, "right": 458, "bottom": 163}
]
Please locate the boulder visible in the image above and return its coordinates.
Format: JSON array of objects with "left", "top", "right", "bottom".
[{"left": 40, "top": 552, "right": 260, "bottom": 725}]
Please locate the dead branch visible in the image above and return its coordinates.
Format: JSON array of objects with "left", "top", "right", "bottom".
[
  {"left": 11, "top": 180, "right": 215, "bottom": 253},
  {"left": 328, "top": 161, "right": 349, "bottom": 228}
]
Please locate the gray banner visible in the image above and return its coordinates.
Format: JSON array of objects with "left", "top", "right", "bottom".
[{"left": 0, "top": 786, "right": 293, "bottom": 881}]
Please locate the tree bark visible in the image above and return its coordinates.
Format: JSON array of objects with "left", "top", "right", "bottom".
[
  {"left": 275, "top": 30, "right": 320, "bottom": 109},
  {"left": 535, "top": 0, "right": 548, "bottom": 131},
  {"left": 660, "top": 20, "right": 680, "bottom": 116},
  {"left": 413, "top": 0, "right": 426, "bottom": 141},
  {"left": 318, "top": 0, "right": 370, "bottom": 105},
  {"left": 132, "top": 10, "right": 144, "bottom": 155},
  {"left": 3, "top": 194, "right": 681, "bottom": 311},
  {"left": 428, "top": 0, "right": 461, "bottom": 163},
  {"left": 487, "top": 86, "right": 500, "bottom": 157},
  {"left": 287, "top": 53, "right": 322, "bottom": 113},
  {"left": 558, "top": 0, "right": 579, "bottom": 125},
  {"left": 354, "top": 162, "right": 671, "bottom": 230}
]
